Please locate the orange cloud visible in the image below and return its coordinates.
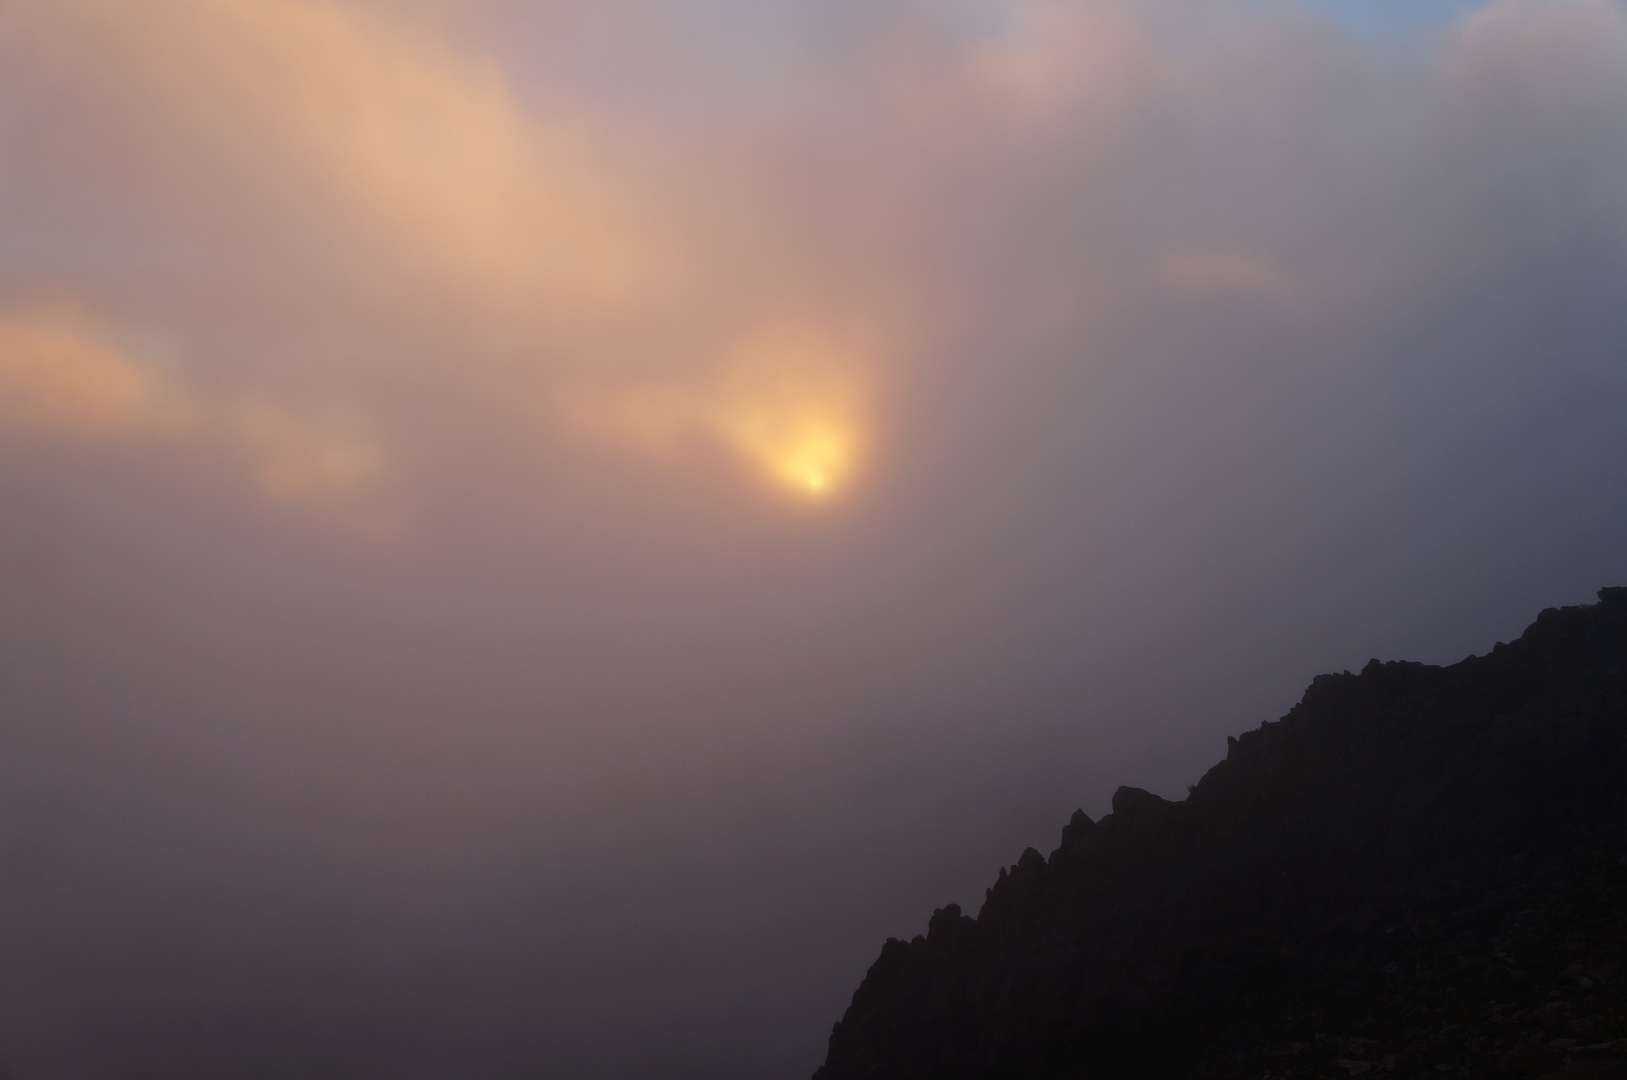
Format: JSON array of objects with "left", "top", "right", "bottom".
[
  {"left": 5, "top": 0, "right": 675, "bottom": 317},
  {"left": 0, "top": 310, "right": 176, "bottom": 436},
  {"left": 0, "top": 305, "right": 383, "bottom": 502}
]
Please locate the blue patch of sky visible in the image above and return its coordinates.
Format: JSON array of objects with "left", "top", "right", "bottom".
[
  {"left": 1297, "top": 0, "right": 1492, "bottom": 36},
  {"left": 934, "top": 0, "right": 1498, "bottom": 40}
]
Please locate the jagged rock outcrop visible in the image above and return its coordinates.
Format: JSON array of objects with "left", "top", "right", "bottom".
[{"left": 815, "top": 589, "right": 1627, "bottom": 1080}]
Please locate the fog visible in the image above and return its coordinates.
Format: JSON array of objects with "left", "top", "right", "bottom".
[{"left": 2, "top": 1, "right": 1626, "bottom": 1076}]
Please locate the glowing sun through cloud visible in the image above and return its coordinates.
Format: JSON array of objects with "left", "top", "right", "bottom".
[
  {"left": 557, "top": 323, "right": 872, "bottom": 500},
  {"left": 724, "top": 402, "right": 856, "bottom": 496},
  {"left": 711, "top": 326, "right": 869, "bottom": 499}
]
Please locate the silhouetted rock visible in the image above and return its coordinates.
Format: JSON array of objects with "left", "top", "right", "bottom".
[{"left": 816, "top": 589, "right": 1627, "bottom": 1080}]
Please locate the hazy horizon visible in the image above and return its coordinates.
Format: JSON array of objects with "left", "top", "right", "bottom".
[{"left": 2, "top": 1, "right": 1626, "bottom": 1076}]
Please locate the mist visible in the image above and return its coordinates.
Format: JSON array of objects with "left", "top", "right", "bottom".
[{"left": 2, "top": 1, "right": 1626, "bottom": 1076}]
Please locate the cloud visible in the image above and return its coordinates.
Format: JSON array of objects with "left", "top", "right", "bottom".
[
  {"left": 1161, "top": 249, "right": 1309, "bottom": 301},
  {"left": 0, "top": 306, "right": 168, "bottom": 436},
  {"left": 0, "top": 0, "right": 670, "bottom": 310},
  {"left": 1448, "top": 0, "right": 1627, "bottom": 96},
  {"left": 0, "top": 303, "right": 383, "bottom": 501},
  {"left": 1, "top": 2, "right": 1626, "bottom": 1079},
  {"left": 0, "top": 0, "right": 893, "bottom": 502}
]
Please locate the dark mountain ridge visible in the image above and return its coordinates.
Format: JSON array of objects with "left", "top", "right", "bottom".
[{"left": 816, "top": 589, "right": 1627, "bottom": 1079}]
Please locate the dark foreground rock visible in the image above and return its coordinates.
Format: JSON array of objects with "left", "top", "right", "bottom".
[{"left": 816, "top": 589, "right": 1627, "bottom": 1080}]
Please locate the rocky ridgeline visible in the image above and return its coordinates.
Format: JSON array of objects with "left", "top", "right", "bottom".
[{"left": 816, "top": 589, "right": 1627, "bottom": 1080}]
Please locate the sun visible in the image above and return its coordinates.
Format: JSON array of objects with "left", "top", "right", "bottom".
[
  {"left": 704, "top": 324, "right": 869, "bottom": 501},
  {"left": 553, "top": 320, "right": 873, "bottom": 501},
  {"left": 762, "top": 424, "right": 854, "bottom": 498}
]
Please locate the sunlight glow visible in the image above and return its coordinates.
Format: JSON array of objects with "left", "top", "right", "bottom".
[
  {"left": 717, "top": 405, "right": 858, "bottom": 499},
  {"left": 710, "top": 324, "right": 868, "bottom": 499},
  {"left": 557, "top": 322, "right": 871, "bottom": 501}
]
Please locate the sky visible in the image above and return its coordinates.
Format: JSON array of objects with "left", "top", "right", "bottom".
[{"left": 1, "top": 0, "right": 1625, "bottom": 1077}]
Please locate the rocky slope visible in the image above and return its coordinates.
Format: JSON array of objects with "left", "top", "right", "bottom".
[{"left": 815, "top": 589, "right": 1627, "bottom": 1080}]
